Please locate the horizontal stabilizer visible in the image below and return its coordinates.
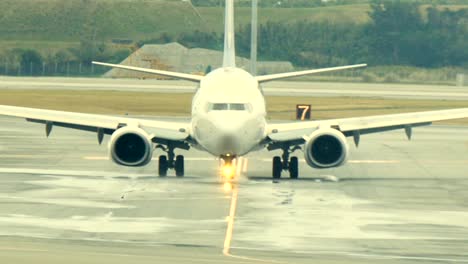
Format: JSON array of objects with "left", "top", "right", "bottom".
[
  {"left": 92, "top": 61, "right": 204, "bottom": 83},
  {"left": 256, "top": 64, "right": 367, "bottom": 83}
]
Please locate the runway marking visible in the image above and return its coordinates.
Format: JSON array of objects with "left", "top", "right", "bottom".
[
  {"left": 0, "top": 167, "right": 153, "bottom": 178},
  {"left": 222, "top": 157, "right": 247, "bottom": 255},
  {"left": 0, "top": 154, "right": 47, "bottom": 158},
  {"left": 84, "top": 156, "right": 404, "bottom": 164},
  {"left": 258, "top": 158, "right": 401, "bottom": 164},
  {"left": 0, "top": 246, "right": 48, "bottom": 252},
  {"left": 83, "top": 156, "right": 216, "bottom": 161},
  {"left": 83, "top": 156, "right": 468, "bottom": 165},
  {"left": 222, "top": 174, "right": 284, "bottom": 264},
  {"left": 348, "top": 160, "right": 400, "bottom": 164},
  {"left": 231, "top": 247, "right": 468, "bottom": 263},
  {"left": 223, "top": 185, "right": 238, "bottom": 256}
]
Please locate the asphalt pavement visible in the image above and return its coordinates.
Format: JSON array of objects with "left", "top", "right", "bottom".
[
  {"left": 0, "top": 116, "right": 467, "bottom": 263},
  {"left": 1, "top": 76, "right": 468, "bottom": 100}
]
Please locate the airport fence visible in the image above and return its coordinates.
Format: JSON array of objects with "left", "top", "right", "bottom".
[
  {"left": 0, "top": 61, "right": 108, "bottom": 77},
  {"left": 0, "top": 60, "right": 464, "bottom": 86}
]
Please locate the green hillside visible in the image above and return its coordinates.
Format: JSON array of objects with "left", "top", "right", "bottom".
[
  {"left": 0, "top": 0, "right": 202, "bottom": 41},
  {"left": 0, "top": 0, "right": 466, "bottom": 79},
  {"left": 1, "top": 0, "right": 466, "bottom": 46},
  {"left": 0, "top": 0, "right": 370, "bottom": 42}
]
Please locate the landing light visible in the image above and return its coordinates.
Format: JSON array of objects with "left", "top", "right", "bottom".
[{"left": 222, "top": 165, "right": 235, "bottom": 179}]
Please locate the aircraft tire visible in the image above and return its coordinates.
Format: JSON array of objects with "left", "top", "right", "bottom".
[
  {"left": 175, "top": 155, "right": 185, "bottom": 177},
  {"left": 289, "top": 157, "right": 299, "bottom": 179},
  {"left": 159, "top": 155, "right": 168, "bottom": 177},
  {"left": 272, "top": 156, "right": 282, "bottom": 179}
]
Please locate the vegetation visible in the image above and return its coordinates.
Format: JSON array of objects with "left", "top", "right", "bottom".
[
  {"left": 141, "top": 1, "right": 468, "bottom": 70},
  {"left": 192, "top": 0, "right": 371, "bottom": 8},
  {"left": 0, "top": 0, "right": 466, "bottom": 81}
]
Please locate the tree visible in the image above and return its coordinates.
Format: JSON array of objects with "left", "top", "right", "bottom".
[
  {"left": 367, "top": 0, "right": 423, "bottom": 65},
  {"left": 17, "top": 49, "right": 43, "bottom": 75}
]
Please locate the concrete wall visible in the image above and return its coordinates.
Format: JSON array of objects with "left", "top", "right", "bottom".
[{"left": 104, "top": 43, "right": 294, "bottom": 78}]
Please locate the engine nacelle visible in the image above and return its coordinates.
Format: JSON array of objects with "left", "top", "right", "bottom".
[
  {"left": 108, "top": 126, "right": 153, "bottom": 167},
  {"left": 304, "top": 128, "right": 349, "bottom": 169}
]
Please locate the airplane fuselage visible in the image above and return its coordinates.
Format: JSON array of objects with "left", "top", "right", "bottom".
[{"left": 191, "top": 67, "right": 267, "bottom": 156}]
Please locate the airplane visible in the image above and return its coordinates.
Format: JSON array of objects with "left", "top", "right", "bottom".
[{"left": 1, "top": 0, "right": 468, "bottom": 180}]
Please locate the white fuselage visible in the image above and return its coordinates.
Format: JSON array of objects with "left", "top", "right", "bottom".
[{"left": 191, "top": 67, "right": 267, "bottom": 156}]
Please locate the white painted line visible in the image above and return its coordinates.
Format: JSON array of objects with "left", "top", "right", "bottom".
[
  {"left": 0, "top": 168, "right": 153, "bottom": 178},
  {"left": 84, "top": 156, "right": 401, "bottom": 165},
  {"left": 223, "top": 186, "right": 238, "bottom": 256},
  {"left": 231, "top": 247, "right": 468, "bottom": 263},
  {"left": 258, "top": 158, "right": 400, "bottom": 164},
  {"left": 348, "top": 160, "right": 401, "bottom": 164},
  {"left": 83, "top": 156, "right": 216, "bottom": 161},
  {"left": 0, "top": 247, "right": 48, "bottom": 252},
  {"left": 0, "top": 154, "right": 46, "bottom": 158},
  {"left": 83, "top": 156, "right": 108, "bottom": 160}
]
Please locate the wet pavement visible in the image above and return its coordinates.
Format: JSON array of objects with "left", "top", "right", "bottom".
[{"left": 0, "top": 116, "right": 468, "bottom": 263}]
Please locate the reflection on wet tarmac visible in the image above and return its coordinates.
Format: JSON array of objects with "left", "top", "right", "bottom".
[{"left": 1, "top": 119, "right": 468, "bottom": 262}]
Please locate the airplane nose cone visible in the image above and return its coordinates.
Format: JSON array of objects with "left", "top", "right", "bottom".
[
  {"left": 218, "top": 133, "right": 240, "bottom": 154},
  {"left": 213, "top": 114, "right": 247, "bottom": 154},
  {"left": 195, "top": 112, "right": 262, "bottom": 156}
]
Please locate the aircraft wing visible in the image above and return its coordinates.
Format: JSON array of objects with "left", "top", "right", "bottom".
[
  {"left": 0, "top": 105, "right": 190, "bottom": 142},
  {"left": 92, "top": 61, "right": 203, "bottom": 83},
  {"left": 267, "top": 108, "right": 468, "bottom": 143},
  {"left": 256, "top": 64, "right": 367, "bottom": 83}
]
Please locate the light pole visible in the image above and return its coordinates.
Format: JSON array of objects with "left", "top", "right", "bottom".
[{"left": 250, "top": 0, "right": 258, "bottom": 76}]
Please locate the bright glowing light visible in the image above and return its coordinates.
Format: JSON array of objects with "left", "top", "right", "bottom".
[
  {"left": 222, "top": 165, "right": 235, "bottom": 179},
  {"left": 223, "top": 182, "right": 233, "bottom": 192}
]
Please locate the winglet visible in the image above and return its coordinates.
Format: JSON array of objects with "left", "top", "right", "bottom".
[{"left": 92, "top": 61, "right": 204, "bottom": 83}]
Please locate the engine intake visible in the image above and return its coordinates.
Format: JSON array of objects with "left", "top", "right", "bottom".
[
  {"left": 304, "top": 128, "right": 349, "bottom": 169},
  {"left": 109, "top": 127, "right": 153, "bottom": 167}
]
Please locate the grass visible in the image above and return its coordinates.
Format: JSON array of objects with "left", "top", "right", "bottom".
[
  {"left": 198, "top": 4, "right": 371, "bottom": 32},
  {"left": 2, "top": 1, "right": 466, "bottom": 42},
  {"left": 0, "top": 0, "right": 204, "bottom": 41},
  {"left": 0, "top": 89, "right": 467, "bottom": 125},
  {"left": 0, "top": 1, "right": 373, "bottom": 42},
  {"left": 0, "top": 40, "right": 80, "bottom": 55},
  {"left": 0, "top": 1, "right": 373, "bottom": 54}
]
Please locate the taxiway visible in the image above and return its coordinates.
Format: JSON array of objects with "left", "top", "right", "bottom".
[
  {"left": 1, "top": 76, "right": 468, "bottom": 100},
  {"left": 0, "top": 116, "right": 467, "bottom": 263}
]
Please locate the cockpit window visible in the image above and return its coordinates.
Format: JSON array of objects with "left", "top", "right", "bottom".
[
  {"left": 208, "top": 103, "right": 250, "bottom": 111},
  {"left": 211, "top": 103, "right": 229, "bottom": 110},
  {"left": 229, "top": 103, "right": 246, "bottom": 111}
]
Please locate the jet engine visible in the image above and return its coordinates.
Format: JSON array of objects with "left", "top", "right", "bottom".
[
  {"left": 108, "top": 126, "right": 153, "bottom": 167},
  {"left": 304, "top": 128, "right": 349, "bottom": 169}
]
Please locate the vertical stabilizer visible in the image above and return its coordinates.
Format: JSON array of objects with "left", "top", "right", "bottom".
[{"left": 223, "top": 0, "right": 236, "bottom": 67}]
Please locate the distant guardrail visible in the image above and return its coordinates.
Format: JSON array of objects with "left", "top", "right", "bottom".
[{"left": 0, "top": 62, "right": 109, "bottom": 77}]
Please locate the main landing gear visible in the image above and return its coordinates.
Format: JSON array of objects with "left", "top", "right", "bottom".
[
  {"left": 157, "top": 144, "right": 184, "bottom": 177},
  {"left": 272, "top": 146, "right": 301, "bottom": 179}
]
